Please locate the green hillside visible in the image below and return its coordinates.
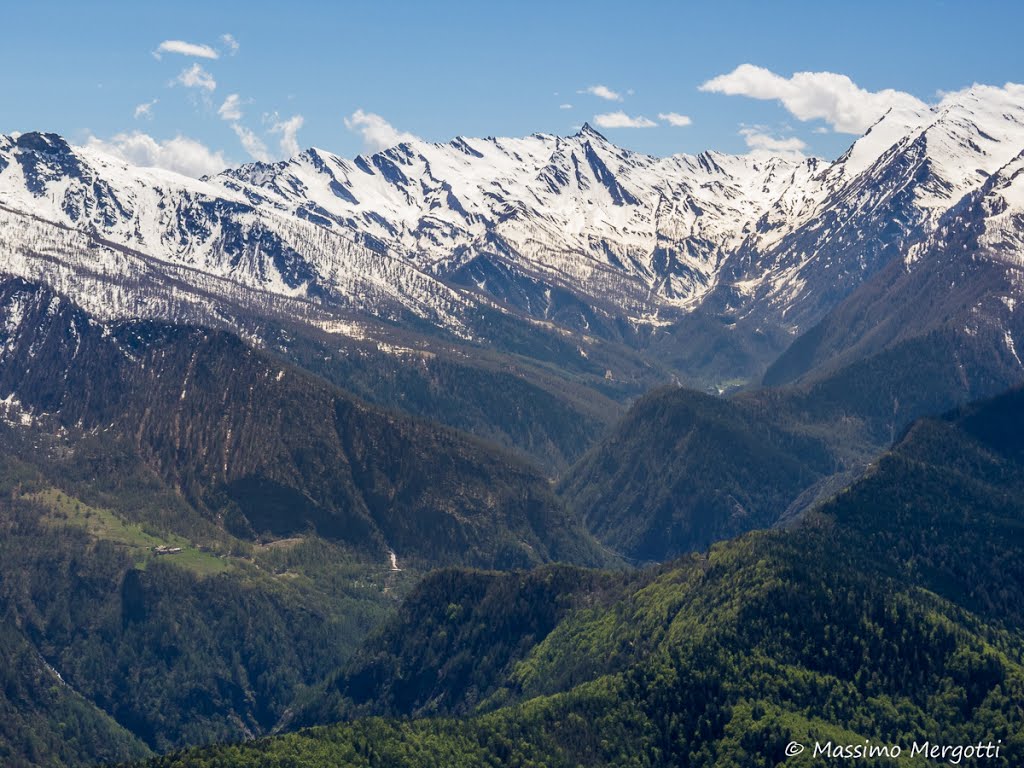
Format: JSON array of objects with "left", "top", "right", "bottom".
[{"left": 131, "top": 388, "right": 1024, "bottom": 767}]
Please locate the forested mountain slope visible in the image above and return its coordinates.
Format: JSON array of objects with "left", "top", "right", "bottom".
[
  {"left": 0, "top": 275, "right": 612, "bottom": 766},
  {"left": 0, "top": 276, "right": 610, "bottom": 570},
  {"left": 137, "top": 387, "right": 1024, "bottom": 767}
]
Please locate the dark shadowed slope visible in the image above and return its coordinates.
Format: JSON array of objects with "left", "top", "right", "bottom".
[
  {"left": 0, "top": 276, "right": 612, "bottom": 570},
  {"left": 558, "top": 387, "right": 836, "bottom": 563}
]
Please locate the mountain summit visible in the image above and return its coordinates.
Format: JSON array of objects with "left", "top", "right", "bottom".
[{"left": 1, "top": 84, "right": 1023, "bottom": 388}]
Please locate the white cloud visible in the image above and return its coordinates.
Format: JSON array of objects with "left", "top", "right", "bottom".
[
  {"left": 269, "top": 114, "right": 304, "bottom": 157},
  {"left": 215, "top": 93, "right": 275, "bottom": 162},
  {"left": 739, "top": 128, "right": 807, "bottom": 158},
  {"left": 593, "top": 111, "right": 657, "bottom": 129},
  {"left": 937, "top": 81, "right": 1024, "bottom": 108},
  {"left": 220, "top": 33, "right": 240, "bottom": 55},
  {"left": 154, "top": 40, "right": 219, "bottom": 60},
  {"left": 218, "top": 94, "right": 243, "bottom": 121},
  {"left": 344, "top": 109, "right": 419, "bottom": 152},
  {"left": 174, "top": 63, "right": 217, "bottom": 92},
  {"left": 133, "top": 99, "right": 158, "bottom": 120},
  {"left": 580, "top": 85, "right": 623, "bottom": 102},
  {"left": 559, "top": 103, "right": 573, "bottom": 110},
  {"left": 700, "top": 64, "right": 927, "bottom": 134},
  {"left": 85, "top": 131, "right": 228, "bottom": 178},
  {"left": 231, "top": 124, "right": 271, "bottom": 162},
  {"left": 658, "top": 112, "right": 692, "bottom": 127}
]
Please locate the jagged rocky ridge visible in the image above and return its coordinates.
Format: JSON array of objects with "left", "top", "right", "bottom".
[{"left": 0, "top": 84, "right": 1022, "bottom": 389}]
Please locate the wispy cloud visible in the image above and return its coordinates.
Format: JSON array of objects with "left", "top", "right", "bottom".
[
  {"left": 269, "top": 114, "right": 304, "bottom": 157},
  {"left": 220, "top": 33, "right": 240, "bottom": 56},
  {"left": 739, "top": 127, "right": 807, "bottom": 158},
  {"left": 593, "top": 111, "right": 657, "bottom": 129},
  {"left": 559, "top": 103, "right": 573, "bottom": 110},
  {"left": 700, "top": 64, "right": 926, "bottom": 134},
  {"left": 580, "top": 85, "right": 623, "bottom": 102},
  {"left": 344, "top": 109, "right": 419, "bottom": 152},
  {"left": 216, "top": 94, "right": 271, "bottom": 161},
  {"left": 85, "top": 131, "right": 228, "bottom": 177},
  {"left": 231, "top": 124, "right": 271, "bottom": 162},
  {"left": 153, "top": 40, "right": 219, "bottom": 60},
  {"left": 658, "top": 112, "right": 692, "bottom": 127},
  {"left": 133, "top": 99, "right": 158, "bottom": 120},
  {"left": 218, "top": 94, "right": 244, "bottom": 121},
  {"left": 174, "top": 63, "right": 217, "bottom": 92}
]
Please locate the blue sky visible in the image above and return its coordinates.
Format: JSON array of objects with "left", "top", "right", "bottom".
[{"left": 2, "top": 0, "right": 1022, "bottom": 175}]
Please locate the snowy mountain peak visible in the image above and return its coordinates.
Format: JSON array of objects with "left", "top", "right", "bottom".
[
  {"left": 976, "top": 150, "right": 1024, "bottom": 255},
  {"left": 575, "top": 122, "right": 610, "bottom": 141},
  {"left": 209, "top": 123, "right": 825, "bottom": 317},
  {"left": 0, "top": 83, "right": 1022, "bottom": 374}
]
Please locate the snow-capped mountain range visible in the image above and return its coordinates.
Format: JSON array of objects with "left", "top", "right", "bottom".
[
  {"left": 1, "top": 83, "right": 1023, "bottom": 384},
  {"left": 719, "top": 84, "right": 1024, "bottom": 334},
  {"left": 217, "top": 124, "right": 819, "bottom": 316}
]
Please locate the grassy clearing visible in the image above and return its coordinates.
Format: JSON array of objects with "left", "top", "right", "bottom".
[{"left": 28, "top": 488, "right": 231, "bottom": 576}]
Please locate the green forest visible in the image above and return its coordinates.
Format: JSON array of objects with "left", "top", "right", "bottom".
[
  {"left": 123, "top": 388, "right": 1024, "bottom": 767},
  {"left": 1, "top": 278, "right": 1023, "bottom": 767},
  {"left": 0, "top": 447, "right": 406, "bottom": 765}
]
